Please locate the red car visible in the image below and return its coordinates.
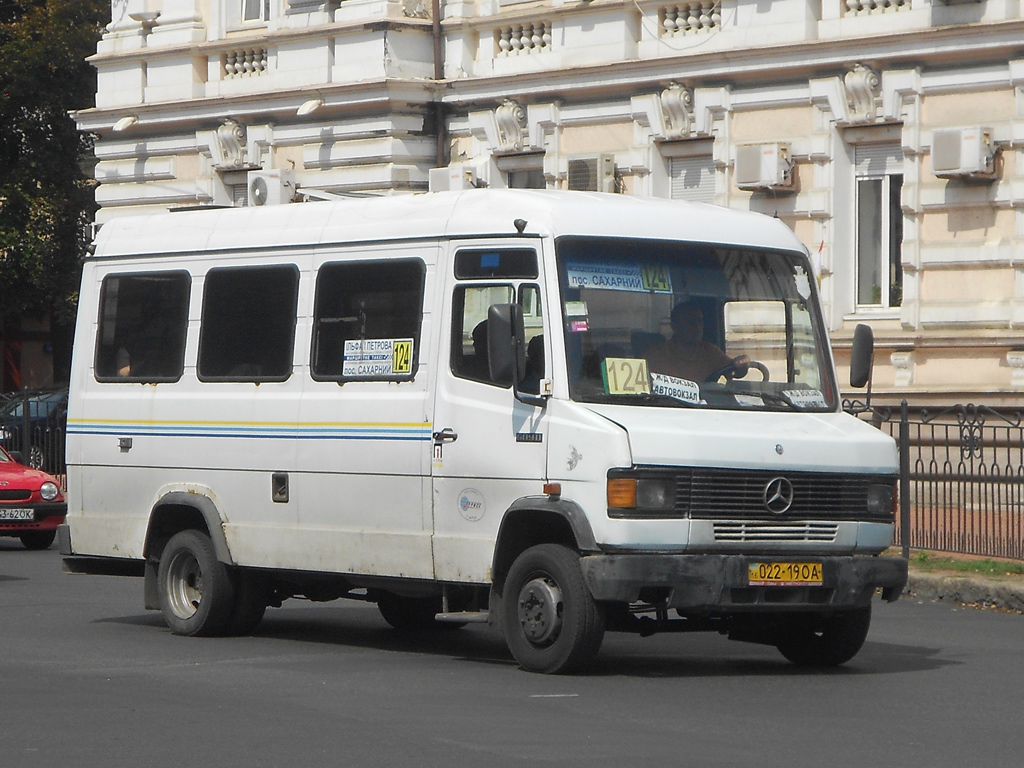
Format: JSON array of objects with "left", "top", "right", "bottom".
[{"left": 0, "top": 445, "right": 67, "bottom": 550}]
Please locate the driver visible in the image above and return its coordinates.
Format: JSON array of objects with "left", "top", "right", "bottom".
[{"left": 643, "top": 301, "right": 749, "bottom": 382}]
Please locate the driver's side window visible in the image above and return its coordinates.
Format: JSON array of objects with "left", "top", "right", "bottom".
[{"left": 451, "top": 284, "right": 514, "bottom": 385}]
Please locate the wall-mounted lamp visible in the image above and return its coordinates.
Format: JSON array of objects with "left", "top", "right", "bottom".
[
  {"left": 112, "top": 115, "right": 139, "bottom": 132},
  {"left": 297, "top": 97, "right": 325, "bottom": 117}
]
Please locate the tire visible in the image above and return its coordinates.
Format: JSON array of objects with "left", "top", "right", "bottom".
[
  {"left": 776, "top": 607, "right": 872, "bottom": 668},
  {"left": 501, "top": 544, "right": 605, "bottom": 674},
  {"left": 157, "top": 530, "right": 236, "bottom": 637},
  {"left": 376, "top": 592, "right": 446, "bottom": 631},
  {"left": 20, "top": 530, "right": 56, "bottom": 550},
  {"left": 225, "top": 570, "right": 269, "bottom": 636},
  {"left": 28, "top": 444, "right": 45, "bottom": 470}
]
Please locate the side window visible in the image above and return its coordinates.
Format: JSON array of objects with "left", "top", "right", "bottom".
[
  {"left": 311, "top": 259, "right": 425, "bottom": 382},
  {"left": 95, "top": 272, "right": 190, "bottom": 382},
  {"left": 451, "top": 285, "right": 514, "bottom": 385},
  {"left": 519, "top": 284, "right": 545, "bottom": 393},
  {"left": 198, "top": 264, "right": 299, "bottom": 382},
  {"left": 242, "top": 0, "right": 271, "bottom": 22}
]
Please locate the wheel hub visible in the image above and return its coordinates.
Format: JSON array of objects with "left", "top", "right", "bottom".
[
  {"left": 516, "top": 576, "right": 563, "bottom": 646},
  {"left": 166, "top": 550, "right": 203, "bottom": 620}
]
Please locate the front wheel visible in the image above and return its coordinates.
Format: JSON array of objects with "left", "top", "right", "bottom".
[
  {"left": 157, "top": 530, "right": 236, "bottom": 637},
  {"left": 776, "top": 607, "right": 872, "bottom": 667},
  {"left": 20, "top": 530, "right": 56, "bottom": 550},
  {"left": 501, "top": 544, "right": 605, "bottom": 674}
]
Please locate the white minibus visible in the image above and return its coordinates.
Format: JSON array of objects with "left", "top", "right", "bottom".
[{"left": 61, "top": 189, "right": 907, "bottom": 673}]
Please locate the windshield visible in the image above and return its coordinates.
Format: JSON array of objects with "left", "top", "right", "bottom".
[{"left": 555, "top": 237, "right": 837, "bottom": 412}]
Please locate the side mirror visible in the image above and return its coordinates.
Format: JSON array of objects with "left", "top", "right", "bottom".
[
  {"left": 487, "top": 303, "right": 524, "bottom": 388},
  {"left": 9, "top": 451, "right": 25, "bottom": 465},
  {"left": 849, "top": 323, "right": 874, "bottom": 389}
]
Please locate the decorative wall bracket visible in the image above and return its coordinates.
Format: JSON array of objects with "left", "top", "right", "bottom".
[
  {"left": 494, "top": 99, "right": 528, "bottom": 153},
  {"left": 843, "top": 64, "right": 881, "bottom": 124},
  {"left": 212, "top": 118, "right": 249, "bottom": 170},
  {"left": 660, "top": 82, "right": 694, "bottom": 140}
]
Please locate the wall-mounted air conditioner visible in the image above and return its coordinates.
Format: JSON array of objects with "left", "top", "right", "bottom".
[
  {"left": 567, "top": 154, "right": 616, "bottom": 193},
  {"left": 247, "top": 169, "right": 296, "bottom": 206},
  {"left": 428, "top": 164, "right": 480, "bottom": 192},
  {"left": 734, "top": 144, "right": 792, "bottom": 189},
  {"left": 932, "top": 128, "right": 996, "bottom": 179}
]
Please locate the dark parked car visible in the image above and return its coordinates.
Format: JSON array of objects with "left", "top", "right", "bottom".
[
  {"left": 0, "top": 388, "right": 68, "bottom": 473},
  {"left": 0, "top": 444, "right": 67, "bottom": 550}
]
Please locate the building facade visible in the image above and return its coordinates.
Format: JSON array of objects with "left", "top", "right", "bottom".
[{"left": 75, "top": 0, "right": 1024, "bottom": 405}]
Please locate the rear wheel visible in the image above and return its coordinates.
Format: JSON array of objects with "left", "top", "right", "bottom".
[
  {"left": 157, "top": 530, "right": 235, "bottom": 637},
  {"left": 501, "top": 544, "right": 605, "bottom": 674},
  {"left": 20, "top": 530, "right": 56, "bottom": 550},
  {"left": 776, "top": 607, "right": 872, "bottom": 667}
]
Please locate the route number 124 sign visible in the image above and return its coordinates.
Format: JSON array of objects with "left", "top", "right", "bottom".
[{"left": 602, "top": 357, "right": 651, "bottom": 395}]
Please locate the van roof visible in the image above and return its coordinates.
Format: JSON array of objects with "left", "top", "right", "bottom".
[{"left": 91, "top": 189, "right": 807, "bottom": 258}]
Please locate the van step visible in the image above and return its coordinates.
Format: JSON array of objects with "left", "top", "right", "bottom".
[{"left": 436, "top": 611, "right": 489, "bottom": 623}]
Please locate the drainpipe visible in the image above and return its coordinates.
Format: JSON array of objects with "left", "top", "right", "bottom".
[{"left": 432, "top": 0, "right": 446, "bottom": 168}]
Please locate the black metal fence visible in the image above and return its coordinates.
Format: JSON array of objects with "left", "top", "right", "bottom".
[
  {"left": 847, "top": 400, "right": 1024, "bottom": 561},
  {"left": 3, "top": 386, "right": 1021, "bottom": 560},
  {"left": 0, "top": 387, "right": 68, "bottom": 477}
]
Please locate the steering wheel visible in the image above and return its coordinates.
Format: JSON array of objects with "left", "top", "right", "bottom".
[{"left": 704, "top": 358, "right": 770, "bottom": 383}]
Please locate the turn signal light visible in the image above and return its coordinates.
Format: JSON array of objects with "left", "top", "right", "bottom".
[{"left": 607, "top": 478, "right": 637, "bottom": 509}]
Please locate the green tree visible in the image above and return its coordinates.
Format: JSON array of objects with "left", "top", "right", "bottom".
[{"left": 0, "top": 0, "right": 107, "bottom": 384}]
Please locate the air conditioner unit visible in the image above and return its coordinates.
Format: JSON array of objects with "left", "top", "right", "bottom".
[
  {"left": 932, "top": 128, "right": 996, "bottom": 178},
  {"left": 567, "top": 154, "right": 616, "bottom": 193},
  {"left": 247, "top": 169, "right": 295, "bottom": 206},
  {"left": 735, "top": 144, "right": 792, "bottom": 189},
  {"left": 428, "top": 164, "right": 480, "bottom": 192}
]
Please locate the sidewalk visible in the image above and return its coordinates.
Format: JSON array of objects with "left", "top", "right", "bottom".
[{"left": 905, "top": 570, "right": 1024, "bottom": 614}]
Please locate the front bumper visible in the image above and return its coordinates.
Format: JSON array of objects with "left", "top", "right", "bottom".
[{"left": 579, "top": 553, "right": 908, "bottom": 613}]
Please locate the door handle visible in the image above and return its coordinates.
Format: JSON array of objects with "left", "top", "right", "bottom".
[{"left": 432, "top": 428, "right": 458, "bottom": 444}]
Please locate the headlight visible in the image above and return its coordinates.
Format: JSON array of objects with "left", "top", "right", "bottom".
[
  {"left": 39, "top": 481, "right": 59, "bottom": 501},
  {"left": 867, "top": 483, "right": 895, "bottom": 517},
  {"left": 607, "top": 477, "right": 675, "bottom": 511}
]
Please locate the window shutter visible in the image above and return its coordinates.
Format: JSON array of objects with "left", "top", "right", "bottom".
[
  {"left": 854, "top": 144, "right": 903, "bottom": 177},
  {"left": 669, "top": 156, "right": 716, "bottom": 204}
]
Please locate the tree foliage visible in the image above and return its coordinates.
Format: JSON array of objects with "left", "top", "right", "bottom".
[{"left": 0, "top": 0, "right": 107, "bottom": 328}]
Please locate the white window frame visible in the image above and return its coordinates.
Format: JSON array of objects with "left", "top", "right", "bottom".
[
  {"left": 242, "top": 0, "right": 272, "bottom": 23},
  {"left": 853, "top": 143, "right": 904, "bottom": 311}
]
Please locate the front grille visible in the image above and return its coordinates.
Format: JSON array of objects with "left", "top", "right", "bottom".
[
  {"left": 0, "top": 490, "right": 32, "bottom": 502},
  {"left": 713, "top": 521, "right": 839, "bottom": 543},
  {"left": 682, "top": 468, "right": 882, "bottom": 520},
  {"left": 608, "top": 466, "right": 894, "bottom": 522}
]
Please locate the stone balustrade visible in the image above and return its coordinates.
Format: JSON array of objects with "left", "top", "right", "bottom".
[
  {"left": 660, "top": 2, "right": 722, "bottom": 37},
  {"left": 223, "top": 47, "right": 268, "bottom": 79},
  {"left": 495, "top": 23, "right": 552, "bottom": 57}
]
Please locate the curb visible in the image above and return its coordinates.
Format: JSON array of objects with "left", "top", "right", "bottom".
[{"left": 905, "top": 572, "right": 1024, "bottom": 613}]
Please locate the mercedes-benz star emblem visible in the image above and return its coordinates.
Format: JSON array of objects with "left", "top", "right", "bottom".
[{"left": 763, "top": 477, "right": 794, "bottom": 514}]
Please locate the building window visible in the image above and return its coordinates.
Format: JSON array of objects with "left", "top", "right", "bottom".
[
  {"left": 496, "top": 153, "right": 546, "bottom": 189},
  {"left": 854, "top": 144, "right": 904, "bottom": 308},
  {"left": 243, "top": 0, "right": 271, "bottom": 22},
  {"left": 198, "top": 265, "right": 299, "bottom": 381},
  {"left": 95, "top": 272, "right": 191, "bottom": 382},
  {"left": 310, "top": 259, "right": 425, "bottom": 382}
]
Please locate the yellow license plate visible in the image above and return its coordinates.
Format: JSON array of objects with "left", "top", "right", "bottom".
[{"left": 748, "top": 562, "right": 822, "bottom": 586}]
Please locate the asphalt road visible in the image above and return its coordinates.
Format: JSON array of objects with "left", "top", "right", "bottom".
[{"left": 2, "top": 540, "right": 1022, "bottom": 768}]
